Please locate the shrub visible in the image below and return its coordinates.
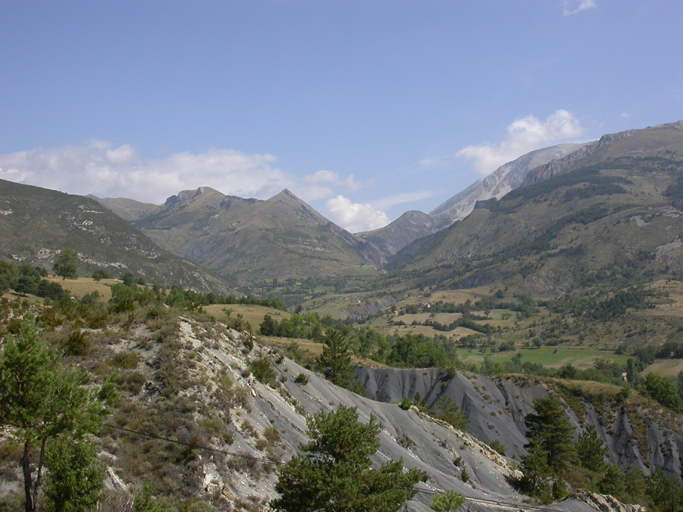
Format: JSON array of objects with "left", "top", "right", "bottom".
[
  {"left": 263, "top": 427, "right": 280, "bottom": 446},
  {"left": 488, "top": 440, "right": 506, "bottom": 456},
  {"left": 294, "top": 373, "right": 309, "bottom": 385},
  {"left": 249, "top": 355, "right": 275, "bottom": 386},
  {"left": 64, "top": 328, "right": 91, "bottom": 356}
]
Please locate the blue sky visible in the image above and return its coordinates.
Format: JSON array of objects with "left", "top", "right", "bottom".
[{"left": 0, "top": 1, "right": 681, "bottom": 232}]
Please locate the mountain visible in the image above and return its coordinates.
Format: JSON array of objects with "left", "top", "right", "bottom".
[
  {"left": 522, "top": 120, "right": 683, "bottom": 187},
  {"left": 88, "top": 195, "right": 157, "bottom": 221},
  {"left": 129, "top": 187, "right": 383, "bottom": 287},
  {"left": 358, "top": 210, "right": 446, "bottom": 262},
  {"left": 430, "top": 143, "right": 589, "bottom": 224},
  {"left": 0, "top": 179, "right": 230, "bottom": 293},
  {"left": 388, "top": 121, "right": 683, "bottom": 296}
]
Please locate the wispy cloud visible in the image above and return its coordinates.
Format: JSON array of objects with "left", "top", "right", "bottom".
[
  {"left": 456, "top": 110, "right": 583, "bottom": 175},
  {"left": 298, "top": 170, "right": 368, "bottom": 202},
  {"left": 563, "top": 0, "right": 597, "bottom": 16},
  {"left": 324, "top": 195, "right": 390, "bottom": 233},
  {"left": 374, "top": 191, "right": 433, "bottom": 210}
]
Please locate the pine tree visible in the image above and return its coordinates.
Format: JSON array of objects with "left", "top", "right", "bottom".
[
  {"left": 317, "top": 329, "right": 355, "bottom": 389},
  {"left": 43, "top": 436, "right": 106, "bottom": 512},
  {"left": 519, "top": 438, "right": 553, "bottom": 499},
  {"left": 272, "top": 404, "right": 426, "bottom": 512},
  {"left": 524, "top": 396, "right": 576, "bottom": 471},
  {"left": 576, "top": 425, "right": 608, "bottom": 472}
]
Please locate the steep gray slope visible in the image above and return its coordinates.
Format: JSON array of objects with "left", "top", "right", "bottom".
[
  {"left": 522, "top": 120, "right": 683, "bottom": 187},
  {"left": 66, "top": 316, "right": 643, "bottom": 512},
  {"left": 430, "top": 143, "right": 589, "bottom": 224},
  {"left": 355, "top": 367, "right": 683, "bottom": 479}
]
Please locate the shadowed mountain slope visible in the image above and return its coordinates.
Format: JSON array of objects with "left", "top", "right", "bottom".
[
  {"left": 88, "top": 195, "right": 158, "bottom": 221},
  {"left": 358, "top": 210, "right": 446, "bottom": 262},
  {"left": 0, "top": 179, "right": 230, "bottom": 293}
]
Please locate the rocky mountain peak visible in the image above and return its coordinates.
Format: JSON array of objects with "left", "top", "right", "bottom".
[{"left": 164, "top": 186, "right": 224, "bottom": 207}]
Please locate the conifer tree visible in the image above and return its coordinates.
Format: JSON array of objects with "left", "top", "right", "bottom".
[
  {"left": 576, "top": 425, "right": 608, "bottom": 472},
  {"left": 317, "top": 329, "right": 355, "bottom": 389},
  {"left": 524, "top": 396, "right": 576, "bottom": 471},
  {"left": 519, "top": 438, "right": 553, "bottom": 499},
  {"left": 272, "top": 404, "right": 426, "bottom": 512},
  {"left": 43, "top": 436, "right": 106, "bottom": 512}
]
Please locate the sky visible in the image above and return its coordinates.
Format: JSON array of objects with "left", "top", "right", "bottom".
[{"left": 0, "top": 1, "right": 682, "bottom": 233}]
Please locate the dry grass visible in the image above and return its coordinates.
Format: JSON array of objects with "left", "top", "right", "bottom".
[
  {"left": 45, "top": 276, "right": 115, "bottom": 300},
  {"left": 643, "top": 359, "right": 683, "bottom": 377},
  {"left": 204, "top": 304, "right": 291, "bottom": 331}
]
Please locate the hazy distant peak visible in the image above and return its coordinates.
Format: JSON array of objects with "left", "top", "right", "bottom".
[
  {"left": 164, "top": 186, "right": 225, "bottom": 206},
  {"left": 430, "top": 142, "right": 589, "bottom": 223}
]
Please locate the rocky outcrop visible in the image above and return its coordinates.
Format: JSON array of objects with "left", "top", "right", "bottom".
[
  {"left": 63, "top": 317, "right": 647, "bottom": 512},
  {"left": 522, "top": 120, "right": 683, "bottom": 187}
]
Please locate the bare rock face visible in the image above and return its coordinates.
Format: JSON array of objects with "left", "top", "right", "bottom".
[
  {"left": 355, "top": 367, "right": 683, "bottom": 480},
  {"left": 522, "top": 120, "right": 683, "bottom": 187},
  {"left": 430, "top": 143, "right": 589, "bottom": 224}
]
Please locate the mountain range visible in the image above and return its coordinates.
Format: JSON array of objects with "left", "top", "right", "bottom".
[
  {"left": 388, "top": 120, "right": 683, "bottom": 297},
  {"left": 3, "top": 120, "right": 683, "bottom": 302}
]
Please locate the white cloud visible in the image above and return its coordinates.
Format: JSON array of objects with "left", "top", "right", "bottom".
[
  {"left": 0, "top": 141, "right": 293, "bottom": 203},
  {"left": 304, "top": 170, "right": 363, "bottom": 191},
  {"left": 324, "top": 195, "right": 390, "bottom": 233},
  {"left": 456, "top": 110, "right": 583, "bottom": 175},
  {"left": 563, "top": 0, "right": 597, "bottom": 15},
  {"left": 298, "top": 170, "right": 366, "bottom": 203}
]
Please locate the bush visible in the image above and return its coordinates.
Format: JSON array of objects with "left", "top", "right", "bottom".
[
  {"left": 64, "top": 328, "right": 91, "bottom": 356},
  {"left": 429, "top": 490, "right": 465, "bottom": 512},
  {"left": 294, "top": 373, "right": 309, "bottom": 385},
  {"left": 399, "top": 397, "right": 412, "bottom": 410},
  {"left": 249, "top": 355, "right": 275, "bottom": 385},
  {"left": 488, "top": 440, "right": 506, "bottom": 455}
]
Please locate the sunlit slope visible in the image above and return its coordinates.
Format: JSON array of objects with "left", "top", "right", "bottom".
[{"left": 131, "top": 188, "right": 382, "bottom": 286}]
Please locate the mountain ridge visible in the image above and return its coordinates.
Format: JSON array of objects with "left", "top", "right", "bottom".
[{"left": 0, "top": 179, "right": 231, "bottom": 293}]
